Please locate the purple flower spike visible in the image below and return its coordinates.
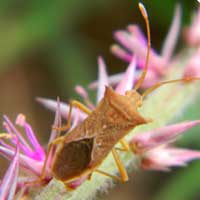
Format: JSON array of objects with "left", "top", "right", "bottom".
[
  {"left": 97, "top": 56, "right": 109, "bottom": 102},
  {"left": 130, "top": 120, "right": 200, "bottom": 171},
  {"left": 16, "top": 114, "right": 45, "bottom": 161},
  {"left": 127, "top": 25, "right": 147, "bottom": 46},
  {"left": 161, "top": 4, "right": 181, "bottom": 62},
  {"left": 115, "top": 57, "right": 136, "bottom": 95},
  {"left": 36, "top": 97, "right": 87, "bottom": 121},
  {"left": 142, "top": 146, "right": 200, "bottom": 171},
  {"left": 131, "top": 120, "right": 200, "bottom": 153},
  {"left": 0, "top": 114, "right": 48, "bottom": 177},
  {"left": 48, "top": 98, "right": 62, "bottom": 144},
  {"left": 75, "top": 85, "right": 95, "bottom": 110},
  {"left": 113, "top": 29, "right": 165, "bottom": 72},
  {"left": 0, "top": 146, "right": 19, "bottom": 200},
  {"left": 184, "top": 7, "right": 200, "bottom": 46},
  {"left": 184, "top": 48, "right": 200, "bottom": 77},
  {"left": 111, "top": 45, "right": 132, "bottom": 62}
]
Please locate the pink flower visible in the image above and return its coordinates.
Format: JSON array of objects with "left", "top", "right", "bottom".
[
  {"left": 183, "top": 7, "right": 200, "bottom": 46},
  {"left": 103, "top": 4, "right": 181, "bottom": 88},
  {"left": 0, "top": 114, "right": 46, "bottom": 177},
  {"left": 141, "top": 146, "right": 200, "bottom": 171},
  {"left": 130, "top": 120, "right": 200, "bottom": 171},
  {"left": 0, "top": 101, "right": 62, "bottom": 194},
  {"left": 183, "top": 48, "right": 200, "bottom": 77}
]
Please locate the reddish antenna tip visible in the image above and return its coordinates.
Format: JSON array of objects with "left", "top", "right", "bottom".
[{"left": 138, "top": 2, "right": 148, "bottom": 19}]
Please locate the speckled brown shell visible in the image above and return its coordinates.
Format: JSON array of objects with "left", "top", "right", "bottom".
[{"left": 51, "top": 87, "right": 148, "bottom": 182}]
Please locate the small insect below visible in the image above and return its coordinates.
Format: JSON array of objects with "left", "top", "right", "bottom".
[{"left": 36, "top": 2, "right": 200, "bottom": 190}]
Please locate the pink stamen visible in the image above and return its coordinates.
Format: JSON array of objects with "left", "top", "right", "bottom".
[{"left": 16, "top": 114, "right": 45, "bottom": 161}]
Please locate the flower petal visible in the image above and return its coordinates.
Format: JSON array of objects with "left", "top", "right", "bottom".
[
  {"left": 184, "top": 7, "right": 200, "bottom": 45},
  {"left": 111, "top": 44, "right": 132, "bottom": 62},
  {"left": 127, "top": 25, "right": 147, "bottom": 46},
  {"left": 0, "top": 146, "right": 19, "bottom": 200},
  {"left": 0, "top": 145, "right": 43, "bottom": 176},
  {"left": 184, "top": 49, "right": 200, "bottom": 77},
  {"left": 97, "top": 56, "right": 109, "bottom": 103},
  {"left": 131, "top": 120, "right": 200, "bottom": 153},
  {"left": 3, "top": 116, "right": 31, "bottom": 152},
  {"left": 36, "top": 97, "right": 87, "bottom": 120},
  {"left": 48, "top": 98, "right": 62, "bottom": 144},
  {"left": 115, "top": 57, "right": 136, "bottom": 94},
  {"left": 161, "top": 4, "right": 181, "bottom": 62},
  {"left": 114, "top": 29, "right": 165, "bottom": 73},
  {"left": 16, "top": 114, "right": 45, "bottom": 161},
  {"left": 142, "top": 146, "right": 200, "bottom": 171},
  {"left": 75, "top": 85, "right": 95, "bottom": 109}
]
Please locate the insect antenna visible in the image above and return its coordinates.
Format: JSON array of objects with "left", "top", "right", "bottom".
[
  {"left": 134, "top": 3, "right": 200, "bottom": 99},
  {"left": 134, "top": 3, "right": 151, "bottom": 91},
  {"left": 142, "top": 77, "right": 200, "bottom": 98}
]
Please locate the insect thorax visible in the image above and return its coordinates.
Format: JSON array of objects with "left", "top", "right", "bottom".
[
  {"left": 88, "top": 87, "right": 148, "bottom": 167},
  {"left": 52, "top": 87, "right": 148, "bottom": 182}
]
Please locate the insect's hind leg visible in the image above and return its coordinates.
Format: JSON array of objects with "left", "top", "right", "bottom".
[
  {"left": 94, "top": 169, "right": 122, "bottom": 182},
  {"left": 111, "top": 148, "right": 129, "bottom": 182},
  {"left": 55, "top": 100, "right": 92, "bottom": 132},
  {"left": 40, "top": 136, "right": 65, "bottom": 179},
  {"left": 94, "top": 148, "right": 129, "bottom": 182}
]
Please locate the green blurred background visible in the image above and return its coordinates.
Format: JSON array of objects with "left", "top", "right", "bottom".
[{"left": 0, "top": 0, "right": 200, "bottom": 199}]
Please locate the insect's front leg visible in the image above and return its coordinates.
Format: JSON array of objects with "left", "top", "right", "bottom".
[
  {"left": 94, "top": 148, "right": 129, "bottom": 182},
  {"left": 40, "top": 136, "right": 65, "bottom": 179},
  {"left": 24, "top": 136, "right": 64, "bottom": 187},
  {"left": 54, "top": 100, "right": 92, "bottom": 132}
]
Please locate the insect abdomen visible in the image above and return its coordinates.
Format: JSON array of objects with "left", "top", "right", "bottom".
[{"left": 52, "top": 138, "right": 93, "bottom": 181}]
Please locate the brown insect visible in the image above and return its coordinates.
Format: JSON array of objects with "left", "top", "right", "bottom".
[{"left": 37, "top": 2, "right": 200, "bottom": 189}]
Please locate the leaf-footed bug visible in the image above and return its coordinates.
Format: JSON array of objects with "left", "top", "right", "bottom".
[{"left": 31, "top": 2, "right": 200, "bottom": 190}]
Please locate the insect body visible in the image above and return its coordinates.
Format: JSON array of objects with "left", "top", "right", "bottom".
[{"left": 51, "top": 87, "right": 149, "bottom": 185}]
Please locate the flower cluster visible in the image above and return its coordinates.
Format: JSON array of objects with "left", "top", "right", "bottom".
[
  {"left": 0, "top": 110, "right": 62, "bottom": 199},
  {"left": 90, "top": 4, "right": 181, "bottom": 89}
]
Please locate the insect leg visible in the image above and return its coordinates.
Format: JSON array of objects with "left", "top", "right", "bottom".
[
  {"left": 119, "top": 139, "right": 130, "bottom": 151},
  {"left": 95, "top": 169, "right": 121, "bottom": 181},
  {"left": 115, "top": 139, "right": 130, "bottom": 152},
  {"left": 40, "top": 136, "right": 65, "bottom": 179},
  {"left": 24, "top": 136, "right": 64, "bottom": 187},
  {"left": 111, "top": 148, "right": 129, "bottom": 181},
  {"left": 55, "top": 100, "right": 92, "bottom": 132}
]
